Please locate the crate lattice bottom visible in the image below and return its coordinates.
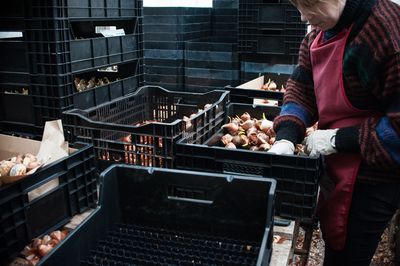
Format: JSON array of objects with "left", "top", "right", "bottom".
[{"left": 82, "top": 223, "right": 260, "bottom": 266}]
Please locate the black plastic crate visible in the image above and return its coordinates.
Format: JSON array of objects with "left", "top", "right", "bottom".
[
  {"left": 146, "top": 82, "right": 185, "bottom": 92},
  {"left": 145, "top": 73, "right": 185, "bottom": 85},
  {"left": 63, "top": 85, "right": 229, "bottom": 170},
  {"left": 184, "top": 37, "right": 239, "bottom": 91},
  {"left": 144, "top": 31, "right": 211, "bottom": 42},
  {"left": 144, "top": 49, "right": 184, "bottom": 60},
  {"left": 27, "top": 18, "right": 143, "bottom": 74},
  {"left": 175, "top": 103, "right": 322, "bottom": 221},
  {"left": 40, "top": 164, "right": 276, "bottom": 266},
  {"left": 238, "top": 31, "right": 306, "bottom": 56},
  {"left": 0, "top": 39, "right": 29, "bottom": 74},
  {"left": 143, "top": 15, "right": 211, "bottom": 25},
  {"left": 69, "top": 34, "right": 142, "bottom": 73},
  {"left": 143, "top": 7, "right": 212, "bottom": 16},
  {"left": 143, "top": 22, "right": 211, "bottom": 34},
  {"left": 232, "top": 72, "right": 290, "bottom": 106},
  {"left": 186, "top": 59, "right": 238, "bottom": 70},
  {"left": 0, "top": 121, "right": 43, "bottom": 139},
  {"left": 144, "top": 41, "right": 186, "bottom": 50},
  {"left": 144, "top": 65, "right": 185, "bottom": 76},
  {"left": 67, "top": 0, "right": 142, "bottom": 18},
  {"left": 184, "top": 84, "right": 224, "bottom": 93},
  {"left": 0, "top": 84, "right": 72, "bottom": 129},
  {"left": 0, "top": 91, "right": 36, "bottom": 124},
  {"left": 185, "top": 68, "right": 239, "bottom": 81},
  {"left": 185, "top": 37, "right": 238, "bottom": 61},
  {"left": 224, "top": 85, "right": 284, "bottom": 105},
  {"left": 0, "top": 0, "right": 27, "bottom": 31},
  {"left": 0, "top": 38, "right": 30, "bottom": 87},
  {"left": 214, "top": 0, "right": 239, "bottom": 9},
  {"left": 0, "top": 140, "right": 98, "bottom": 264},
  {"left": 240, "top": 60, "right": 295, "bottom": 82},
  {"left": 24, "top": 60, "right": 143, "bottom": 124},
  {"left": 73, "top": 60, "right": 143, "bottom": 109},
  {"left": 239, "top": 3, "right": 302, "bottom": 24},
  {"left": 145, "top": 58, "right": 184, "bottom": 68},
  {"left": 185, "top": 77, "right": 238, "bottom": 88},
  {"left": 26, "top": 0, "right": 142, "bottom": 19},
  {"left": 0, "top": 70, "right": 30, "bottom": 87},
  {"left": 237, "top": 0, "right": 307, "bottom": 57},
  {"left": 240, "top": 72, "right": 290, "bottom": 88}
]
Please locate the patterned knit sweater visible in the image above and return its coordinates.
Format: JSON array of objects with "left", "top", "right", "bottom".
[{"left": 273, "top": 0, "right": 400, "bottom": 181}]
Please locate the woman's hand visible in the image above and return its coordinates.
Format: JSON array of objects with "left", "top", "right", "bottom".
[
  {"left": 303, "top": 129, "right": 338, "bottom": 156},
  {"left": 268, "top": 139, "right": 295, "bottom": 155}
]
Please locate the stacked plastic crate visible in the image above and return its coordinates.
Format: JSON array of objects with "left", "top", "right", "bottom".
[
  {"left": 0, "top": 0, "right": 144, "bottom": 137},
  {"left": 238, "top": 0, "right": 307, "bottom": 82},
  {"left": 0, "top": 0, "right": 40, "bottom": 136},
  {"left": 183, "top": 0, "right": 240, "bottom": 93},
  {"left": 143, "top": 7, "right": 211, "bottom": 91}
]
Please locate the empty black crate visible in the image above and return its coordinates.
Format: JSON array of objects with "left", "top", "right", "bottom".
[
  {"left": 0, "top": 142, "right": 98, "bottom": 264},
  {"left": 175, "top": 103, "right": 322, "bottom": 221},
  {"left": 63, "top": 85, "right": 229, "bottom": 170},
  {"left": 40, "top": 164, "right": 276, "bottom": 266}
]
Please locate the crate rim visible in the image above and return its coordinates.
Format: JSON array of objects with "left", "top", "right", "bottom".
[{"left": 63, "top": 85, "right": 230, "bottom": 132}]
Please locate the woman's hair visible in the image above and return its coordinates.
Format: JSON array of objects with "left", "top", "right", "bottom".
[
  {"left": 289, "top": 0, "right": 344, "bottom": 16},
  {"left": 289, "top": 0, "right": 322, "bottom": 8}
]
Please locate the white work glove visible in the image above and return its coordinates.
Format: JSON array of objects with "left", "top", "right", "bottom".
[
  {"left": 268, "top": 139, "right": 295, "bottom": 155},
  {"left": 303, "top": 129, "right": 338, "bottom": 157}
]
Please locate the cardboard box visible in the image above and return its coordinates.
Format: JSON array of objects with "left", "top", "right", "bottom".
[
  {"left": 0, "top": 134, "right": 42, "bottom": 160},
  {"left": 0, "top": 133, "right": 76, "bottom": 201},
  {"left": 236, "top": 73, "right": 289, "bottom": 106}
]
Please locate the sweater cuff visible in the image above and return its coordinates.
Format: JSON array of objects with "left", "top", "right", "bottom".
[
  {"left": 275, "top": 121, "right": 303, "bottom": 145},
  {"left": 335, "top": 126, "right": 360, "bottom": 152}
]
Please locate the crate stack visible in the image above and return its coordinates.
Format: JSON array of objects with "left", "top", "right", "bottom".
[
  {"left": 238, "top": 0, "right": 307, "bottom": 83},
  {"left": 211, "top": 0, "right": 239, "bottom": 38},
  {"left": 183, "top": 0, "right": 239, "bottom": 93},
  {"left": 0, "top": 0, "right": 144, "bottom": 137},
  {"left": 184, "top": 37, "right": 239, "bottom": 92},
  {"left": 143, "top": 7, "right": 211, "bottom": 91},
  {"left": 0, "top": 0, "right": 39, "bottom": 136}
]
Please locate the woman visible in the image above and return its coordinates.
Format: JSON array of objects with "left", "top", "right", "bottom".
[{"left": 268, "top": 0, "right": 400, "bottom": 264}]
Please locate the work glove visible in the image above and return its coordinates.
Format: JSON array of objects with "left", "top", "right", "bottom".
[
  {"left": 268, "top": 139, "right": 295, "bottom": 155},
  {"left": 303, "top": 129, "right": 338, "bottom": 157}
]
